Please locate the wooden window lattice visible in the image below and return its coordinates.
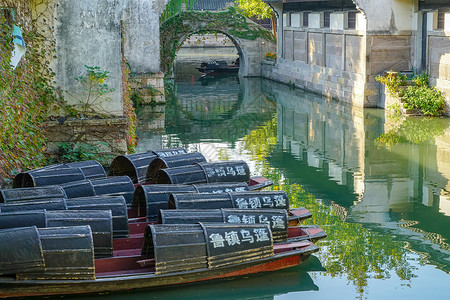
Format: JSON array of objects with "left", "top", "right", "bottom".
[{"left": 347, "top": 11, "right": 357, "bottom": 29}]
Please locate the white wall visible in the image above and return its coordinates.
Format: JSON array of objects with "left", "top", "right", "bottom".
[{"left": 354, "top": 0, "right": 414, "bottom": 32}]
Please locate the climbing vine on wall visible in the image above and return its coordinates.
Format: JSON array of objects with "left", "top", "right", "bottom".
[
  {"left": 121, "top": 21, "right": 137, "bottom": 154},
  {"left": 160, "top": 7, "right": 275, "bottom": 74},
  {"left": 0, "top": 8, "right": 59, "bottom": 185},
  {"left": 160, "top": 0, "right": 198, "bottom": 23}
]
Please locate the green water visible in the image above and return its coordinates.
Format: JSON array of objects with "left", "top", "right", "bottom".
[{"left": 131, "top": 48, "right": 450, "bottom": 299}]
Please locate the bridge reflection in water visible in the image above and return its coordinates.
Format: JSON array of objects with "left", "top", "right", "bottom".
[
  {"left": 137, "top": 75, "right": 277, "bottom": 160},
  {"left": 136, "top": 74, "right": 450, "bottom": 298}
]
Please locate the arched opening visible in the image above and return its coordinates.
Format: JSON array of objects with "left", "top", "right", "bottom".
[{"left": 173, "top": 30, "right": 244, "bottom": 80}]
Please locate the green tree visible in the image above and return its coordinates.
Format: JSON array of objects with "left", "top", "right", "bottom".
[
  {"left": 235, "top": 0, "right": 276, "bottom": 37},
  {"left": 235, "top": 0, "right": 273, "bottom": 19}
]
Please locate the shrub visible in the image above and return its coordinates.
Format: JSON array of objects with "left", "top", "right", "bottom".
[
  {"left": 402, "top": 86, "right": 445, "bottom": 117},
  {"left": 54, "top": 142, "right": 113, "bottom": 166},
  {"left": 375, "top": 71, "right": 407, "bottom": 96},
  {"left": 412, "top": 72, "right": 429, "bottom": 87}
]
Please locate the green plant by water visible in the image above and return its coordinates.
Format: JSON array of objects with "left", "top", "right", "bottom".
[
  {"left": 402, "top": 86, "right": 445, "bottom": 117},
  {"left": 375, "top": 71, "right": 407, "bottom": 96},
  {"left": 53, "top": 142, "right": 113, "bottom": 166},
  {"left": 377, "top": 71, "right": 446, "bottom": 117},
  {"left": 69, "top": 65, "right": 115, "bottom": 117},
  {"left": 412, "top": 72, "right": 429, "bottom": 87}
]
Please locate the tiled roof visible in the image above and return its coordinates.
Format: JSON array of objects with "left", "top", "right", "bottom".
[{"left": 188, "top": 0, "right": 234, "bottom": 11}]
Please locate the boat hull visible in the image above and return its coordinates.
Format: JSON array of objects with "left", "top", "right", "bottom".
[
  {"left": 196, "top": 67, "right": 239, "bottom": 75},
  {"left": 0, "top": 247, "right": 316, "bottom": 298}
]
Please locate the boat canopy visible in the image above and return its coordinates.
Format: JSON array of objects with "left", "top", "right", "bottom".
[
  {"left": 65, "top": 195, "right": 129, "bottom": 238},
  {"left": 109, "top": 148, "right": 187, "bottom": 183},
  {"left": 0, "top": 186, "right": 67, "bottom": 203},
  {"left": 155, "top": 160, "right": 251, "bottom": 184},
  {"left": 132, "top": 184, "right": 197, "bottom": 221},
  {"left": 0, "top": 210, "right": 113, "bottom": 258},
  {"left": 146, "top": 152, "right": 206, "bottom": 181},
  {"left": 0, "top": 195, "right": 128, "bottom": 238},
  {"left": 159, "top": 208, "right": 289, "bottom": 242},
  {"left": 13, "top": 160, "right": 106, "bottom": 188},
  {"left": 131, "top": 182, "right": 249, "bottom": 221},
  {"left": 0, "top": 225, "right": 95, "bottom": 280},
  {"left": 89, "top": 176, "right": 135, "bottom": 205},
  {"left": 169, "top": 190, "right": 290, "bottom": 211},
  {"left": 142, "top": 223, "right": 274, "bottom": 275},
  {"left": 0, "top": 199, "right": 68, "bottom": 212}
]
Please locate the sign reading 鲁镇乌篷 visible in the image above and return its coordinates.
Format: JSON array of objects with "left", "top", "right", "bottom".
[
  {"left": 229, "top": 191, "right": 289, "bottom": 210},
  {"left": 198, "top": 161, "right": 250, "bottom": 183},
  {"left": 210, "top": 186, "right": 247, "bottom": 194},
  {"left": 221, "top": 209, "right": 288, "bottom": 231},
  {"left": 201, "top": 223, "right": 274, "bottom": 268},
  {"left": 153, "top": 148, "right": 187, "bottom": 158}
]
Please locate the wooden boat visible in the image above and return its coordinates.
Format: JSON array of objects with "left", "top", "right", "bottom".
[
  {"left": 196, "top": 60, "right": 239, "bottom": 75},
  {"left": 0, "top": 151, "right": 325, "bottom": 298},
  {"left": 0, "top": 222, "right": 318, "bottom": 298}
]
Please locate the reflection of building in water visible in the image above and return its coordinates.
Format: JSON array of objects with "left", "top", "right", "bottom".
[{"left": 263, "top": 80, "right": 450, "bottom": 270}]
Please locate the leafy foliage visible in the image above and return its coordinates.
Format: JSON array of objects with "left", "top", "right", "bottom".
[
  {"left": 121, "top": 23, "right": 137, "bottom": 154},
  {"left": 402, "top": 86, "right": 446, "bottom": 117},
  {"left": 1, "top": 8, "right": 137, "bottom": 186},
  {"left": 412, "top": 72, "right": 429, "bottom": 87},
  {"left": 160, "top": 0, "right": 198, "bottom": 23},
  {"left": 375, "top": 71, "right": 407, "bottom": 96},
  {"left": 53, "top": 142, "right": 113, "bottom": 166},
  {"left": 0, "top": 14, "right": 58, "bottom": 185},
  {"left": 377, "top": 71, "right": 446, "bottom": 117},
  {"left": 122, "top": 62, "right": 137, "bottom": 153},
  {"left": 235, "top": 0, "right": 274, "bottom": 20},
  {"left": 68, "top": 65, "right": 115, "bottom": 116}
]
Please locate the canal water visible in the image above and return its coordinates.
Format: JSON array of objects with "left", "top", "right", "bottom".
[{"left": 129, "top": 48, "right": 450, "bottom": 299}]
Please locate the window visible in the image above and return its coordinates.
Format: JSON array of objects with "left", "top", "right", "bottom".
[
  {"left": 290, "top": 13, "right": 301, "bottom": 28},
  {"left": 437, "top": 9, "right": 446, "bottom": 30},
  {"left": 303, "top": 12, "right": 309, "bottom": 27},
  {"left": 324, "top": 11, "right": 331, "bottom": 28},
  {"left": 347, "top": 11, "right": 357, "bottom": 29}
]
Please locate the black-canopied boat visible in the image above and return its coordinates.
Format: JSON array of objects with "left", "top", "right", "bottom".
[
  {"left": 0, "top": 222, "right": 319, "bottom": 298},
  {"left": 0, "top": 149, "right": 325, "bottom": 298},
  {"left": 196, "top": 60, "right": 239, "bottom": 75}
]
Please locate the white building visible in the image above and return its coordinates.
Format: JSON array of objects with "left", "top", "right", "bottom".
[{"left": 263, "top": 0, "right": 450, "bottom": 114}]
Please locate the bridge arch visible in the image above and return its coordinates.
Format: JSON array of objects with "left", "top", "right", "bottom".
[{"left": 160, "top": 8, "right": 276, "bottom": 77}]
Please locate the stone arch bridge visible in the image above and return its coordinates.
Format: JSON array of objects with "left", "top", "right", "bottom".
[{"left": 160, "top": 8, "right": 276, "bottom": 77}]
